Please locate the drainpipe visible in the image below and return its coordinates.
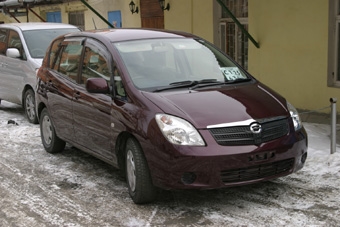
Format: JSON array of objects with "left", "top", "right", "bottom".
[
  {"left": 215, "top": 0, "right": 260, "bottom": 48},
  {"left": 80, "top": 0, "right": 114, "bottom": 28}
]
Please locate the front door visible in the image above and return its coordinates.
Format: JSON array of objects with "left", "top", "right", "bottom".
[
  {"left": 0, "top": 29, "right": 27, "bottom": 104},
  {"left": 72, "top": 38, "right": 112, "bottom": 161}
]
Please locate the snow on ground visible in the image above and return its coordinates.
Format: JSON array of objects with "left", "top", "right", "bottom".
[{"left": 0, "top": 100, "right": 340, "bottom": 227}]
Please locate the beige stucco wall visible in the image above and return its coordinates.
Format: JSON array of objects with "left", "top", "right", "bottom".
[
  {"left": 165, "top": 0, "right": 214, "bottom": 43},
  {"left": 0, "top": 0, "right": 141, "bottom": 28},
  {"left": 248, "top": 0, "right": 339, "bottom": 112}
]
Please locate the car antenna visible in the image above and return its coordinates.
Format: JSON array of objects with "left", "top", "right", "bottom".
[{"left": 92, "top": 18, "right": 97, "bottom": 29}]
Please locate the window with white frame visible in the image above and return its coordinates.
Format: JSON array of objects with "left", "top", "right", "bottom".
[
  {"left": 328, "top": 0, "right": 340, "bottom": 87},
  {"left": 219, "top": 0, "right": 248, "bottom": 69}
]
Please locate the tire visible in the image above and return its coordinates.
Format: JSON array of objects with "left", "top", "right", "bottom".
[
  {"left": 24, "top": 89, "right": 38, "bottom": 124},
  {"left": 125, "top": 137, "right": 157, "bottom": 204},
  {"left": 40, "top": 108, "right": 66, "bottom": 153}
]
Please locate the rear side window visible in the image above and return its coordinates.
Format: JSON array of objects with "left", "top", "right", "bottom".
[
  {"left": 53, "top": 39, "right": 83, "bottom": 83},
  {"left": 48, "top": 38, "right": 63, "bottom": 67}
]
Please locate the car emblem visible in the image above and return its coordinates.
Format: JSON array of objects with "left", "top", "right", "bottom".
[{"left": 250, "top": 122, "right": 262, "bottom": 134}]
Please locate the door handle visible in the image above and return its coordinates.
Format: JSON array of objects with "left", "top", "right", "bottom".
[{"left": 74, "top": 92, "right": 81, "bottom": 99}]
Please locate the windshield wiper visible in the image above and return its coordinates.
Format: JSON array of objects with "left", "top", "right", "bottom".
[
  {"left": 153, "top": 78, "right": 251, "bottom": 92},
  {"left": 189, "top": 78, "right": 252, "bottom": 90},
  {"left": 154, "top": 79, "right": 219, "bottom": 92}
]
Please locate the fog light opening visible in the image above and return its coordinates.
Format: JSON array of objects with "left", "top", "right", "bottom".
[
  {"left": 181, "top": 172, "right": 196, "bottom": 185},
  {"left": 301, "top": 152, "right": 307, "bottom": 164}
]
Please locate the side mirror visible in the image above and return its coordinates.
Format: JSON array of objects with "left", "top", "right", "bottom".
[
  {"left": 86, "top": 78, "right": 110, "bottom": 94},
  {"left": 6, "top": 48, "right": 20, "bottom": 58}
]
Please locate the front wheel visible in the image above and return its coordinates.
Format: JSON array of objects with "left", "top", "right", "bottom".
[
  {"left": 24, "top": 89, "right": 38, "bottom": 124},
  {"left": 125, "top": 138, "right": 157, "bottom": 204},
  {"left": 40, "top": 108, "right": 66, "bottom": 153}
]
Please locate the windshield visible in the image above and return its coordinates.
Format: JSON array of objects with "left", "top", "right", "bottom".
[
  {"left": 115, "top": 38, "right": 249, "bottom": 91},
  {"left": 23, "top": 28, "right": 80, "bottom": 58}
]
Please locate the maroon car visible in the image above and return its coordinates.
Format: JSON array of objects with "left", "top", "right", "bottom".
[{"left": 35, "top": 28, "right": 308, "bottom": 204}]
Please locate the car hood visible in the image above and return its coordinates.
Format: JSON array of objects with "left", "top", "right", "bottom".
[{"left": 142, "top": 83, "right": 289, "bottom": 129}]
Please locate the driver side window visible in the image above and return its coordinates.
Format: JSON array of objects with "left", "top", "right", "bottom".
[
  {"left": 0, "top": 29, "right": 7, "bottom": 55},
  {"left": 7, "top": 30, "right": 25, "bottom": 59},
  {"left": 81, "top": 46, "right": 110, "bottom": 84}
]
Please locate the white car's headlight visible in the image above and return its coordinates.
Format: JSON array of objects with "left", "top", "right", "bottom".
[
  {"left": 155, "top": 114, "right": 205, "bottom": 146},
  {"left": 287, "top": 102, "right": 302, "bottom": 131}
]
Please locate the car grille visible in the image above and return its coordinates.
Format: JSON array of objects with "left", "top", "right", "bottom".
[
  {"left": 220, "top": 158, "right": 294, "bottom": 183},
  {"left": 209, "top": 118, "right": 289, "bottom": 146}
]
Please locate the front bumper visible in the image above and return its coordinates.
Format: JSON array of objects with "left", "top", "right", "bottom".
[{"left": 144, "top": 127, "right": 308, "bottom": 190}]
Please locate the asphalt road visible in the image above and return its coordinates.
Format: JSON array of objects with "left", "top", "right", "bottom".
[{"left": 1, "top": 101, "right": 339, "bottom": 227}]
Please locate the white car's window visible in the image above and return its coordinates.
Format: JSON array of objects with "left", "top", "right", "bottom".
[
  {"left": 115, "top": 38, "right": 249, "bottom": 91},
  {"left": 0, "top": 29, "right": 7, "bottom": 55},
  {"left": 22, "top": 28, "right": 80, "bottom": 58}
]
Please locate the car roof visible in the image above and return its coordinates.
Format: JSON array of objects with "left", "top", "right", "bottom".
[
  {"left": 0, "top": 22, "right": 78, "bottom": 31},
  {"left": 65, "top": 28, "right": 199, "bottom": 43}
]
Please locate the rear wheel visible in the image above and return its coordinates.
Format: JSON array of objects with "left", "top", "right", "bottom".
[
  {"left": 40, "top": 108, "right": 65, "bottom": 153},
  {"left": 125, "top": 137, "right": 156, "bottom": 204},
  {"left": 24, "top": 89, "right": 38, "bottom": 124}
]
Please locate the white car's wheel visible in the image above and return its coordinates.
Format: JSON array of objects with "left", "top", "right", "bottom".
[{"left": 24, "top": 89, "right": 38, "bottom": 124}]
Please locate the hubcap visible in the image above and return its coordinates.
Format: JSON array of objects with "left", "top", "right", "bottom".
[
  {"left": 126, "top": 150, "right": 136, "bottom": 192},
  {"left": 25, "top": 93, "right": 35, "bottom": 120},
  {"left": 42, "top": 115, "right": 52, "bottom": 145}
]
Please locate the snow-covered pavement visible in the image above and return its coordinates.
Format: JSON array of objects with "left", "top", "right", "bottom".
[{"left": 1, "top": 100, "right": 339, "bottom": 226}]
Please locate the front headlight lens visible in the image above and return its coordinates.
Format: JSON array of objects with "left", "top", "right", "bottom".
[
  {"left": 287, "top": 102, "right": 302, "bottom": 131},
  {"left": 155, "top": 114, "right": 205, "bottom": 146}
]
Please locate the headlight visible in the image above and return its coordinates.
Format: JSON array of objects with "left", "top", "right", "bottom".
[
  {"left": 287, "top": 102, "right": 302, "bottom": 131},
  {"left": 155, "top": 114, "right": 205, "bottom": 146}
]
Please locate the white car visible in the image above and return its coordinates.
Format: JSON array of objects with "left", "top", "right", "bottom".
[{"left": 0, "top": 22, "right": 80, "bottom": 123}]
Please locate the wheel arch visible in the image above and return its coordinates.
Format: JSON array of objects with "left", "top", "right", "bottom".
[
  {"left": 21, "top": 84, "right": 34, "bottom": 108},
  {"left": 115, "top": 132, "right": 133, "bottom": 172},
  {"left": 115, "top": 132, "right": 150, "bottom": 174},
  {"left": 37, "top": 102, "right": 47, "bottom": 122}
]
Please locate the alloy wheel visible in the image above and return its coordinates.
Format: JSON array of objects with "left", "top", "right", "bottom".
[
  {"left": 42, "top": 115, "right": 52, "bottom": 145},
  {"left": 126, "top": 150, "right": 136, "bottom": 192}
]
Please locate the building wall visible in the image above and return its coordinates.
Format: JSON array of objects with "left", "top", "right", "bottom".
[
  {"left": 248, "top": 0, "right": 338, "bottom": 112},
  {"left": 164, "top": 0, "right": 214, "bottom": 43},
  {"left": 2, "top": 0, "right": 336, "bottom": 113}
]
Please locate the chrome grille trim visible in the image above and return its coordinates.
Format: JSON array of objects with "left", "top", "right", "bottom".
[{"left": 209, "top": 117, "right": 289, "bottom": 146}]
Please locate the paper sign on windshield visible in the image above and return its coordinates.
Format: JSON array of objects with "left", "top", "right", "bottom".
[{"left": 221, "top": 67, "right": 245, "bottom": 80}]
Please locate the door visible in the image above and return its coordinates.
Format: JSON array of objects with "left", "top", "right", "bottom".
[
  {"left": 46, "top": 11, "right": 62, "bottom": 23},
  {"left": 108, "top": 11, "right": 122, "bottom": 28},
  {"left": 0, "top": 29, "right": 26, "bottom": 104},
  {"left": 46, "top": 38, "right": 84, "bottom": 140},
  {"left": 72, "top": 38, "right": 113, "bottom": 160}
]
